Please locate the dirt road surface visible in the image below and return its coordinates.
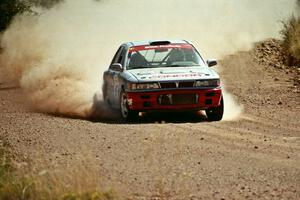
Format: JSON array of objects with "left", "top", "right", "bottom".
[{"left": 0, "top": 43, "right": 299, "bottom": 199}]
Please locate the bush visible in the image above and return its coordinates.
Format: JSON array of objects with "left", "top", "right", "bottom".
[
  {"left": 27, "top": 0, "right": 63, "bottom": 8},
  {"left": 0, "top": 0, "right": 63, "bottom": 33},
  {"left": 0, "top": 142, "right": 116, "bottom": 200},
  {"left": 281, "top": 15, "right": 300, "bottom": 66},
  {"left": 0, "top": 0, "right": 29, "bottom": 32}
]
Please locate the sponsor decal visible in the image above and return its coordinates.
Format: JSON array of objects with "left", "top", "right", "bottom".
[
  {"left": 129, "top": 44, "right": 193, "bottom": 52},
  {"left": 149, "top": 72, "right": 205, "bottom": 79}
]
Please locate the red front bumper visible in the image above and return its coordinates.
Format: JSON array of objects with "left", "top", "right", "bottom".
[{"left": 126, "top": 88, "right": 222, "bottom": 111}]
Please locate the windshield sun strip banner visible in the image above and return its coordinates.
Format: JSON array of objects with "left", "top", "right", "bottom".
[{"left": 129, "top": 44, "right": 193, "bottom": 52}]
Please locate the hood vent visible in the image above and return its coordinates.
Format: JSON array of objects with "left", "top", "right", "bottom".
[{"left": 150, "top": 41, "right": 171, "bottom": 46}]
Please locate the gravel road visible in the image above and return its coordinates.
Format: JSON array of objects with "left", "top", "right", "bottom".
[{"left": 0, "top": 44, "right": 299, "bottom": 199}]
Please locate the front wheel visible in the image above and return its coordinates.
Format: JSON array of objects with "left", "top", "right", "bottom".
[
  {"left": 120, "top": 90, "right": 139, "bottom": 121},
  {"left": 205, "top": 97, "right": 224, "bottom": 121}
]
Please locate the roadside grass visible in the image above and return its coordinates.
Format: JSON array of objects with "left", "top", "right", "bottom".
[
  {"left": 281, "top": 15, "right": 300, "bottom": 66},
  {"left": 0, "top": 140, "right": 116, "bottom": 200}
]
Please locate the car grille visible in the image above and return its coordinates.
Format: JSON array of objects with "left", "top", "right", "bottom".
[
  {"left": 178, "top": 81, "right": 194, "bottom": 88},
  {"left": 160, "top": 82, "right": 176, "bottom": 88},
  {"left": 158, "top": 94, "right": 198, "bottom": 105},
  {"left": 159, "top": 81, "right": 194, "bottom": 89}
]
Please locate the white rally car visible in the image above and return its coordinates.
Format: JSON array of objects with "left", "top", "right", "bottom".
[{"left": 103, "top": 40, "right": 223, "bottom": 121}]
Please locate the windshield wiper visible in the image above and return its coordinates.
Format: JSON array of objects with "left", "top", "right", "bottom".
[
  {"left": 129, "top": 66, "right": 151, "bottom": 69},
  {"left": 164, "top": 64, "right": 182, "bottom": 67},
  {"left": 164, "top": 64, "right": 201, "bottom": 67}
]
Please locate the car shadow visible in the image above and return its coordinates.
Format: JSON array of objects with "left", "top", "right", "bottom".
[
  {"left": 135, "top": 111, "right": 208, "bottom": 124},
  {"left": 89, "top": 93, "right": 209, "bottom": 124}
]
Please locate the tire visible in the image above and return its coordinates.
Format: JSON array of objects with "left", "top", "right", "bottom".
[
  {"left": 206, "top": 97, "right": 224, "bottom": 121},
  {"left": 120, "top": 90, "right": 139, "bottom": 121}
]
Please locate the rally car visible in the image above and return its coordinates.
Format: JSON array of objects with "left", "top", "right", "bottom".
[{"left": 102, "top": 40, "right": 223, "bottom": 121}]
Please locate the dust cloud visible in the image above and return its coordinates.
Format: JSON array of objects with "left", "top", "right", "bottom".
[
  {"left": 0, "top": 0, "right": 296, "bottom": 119},
  {"left": 222, "top": 90, "right": 243, "bottom": 121}
]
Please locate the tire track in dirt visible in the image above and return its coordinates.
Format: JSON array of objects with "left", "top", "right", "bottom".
[{"left": 0, "top": 46, "right": 300, "bottom": 199}]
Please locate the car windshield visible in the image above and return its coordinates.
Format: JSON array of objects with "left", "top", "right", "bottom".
[{"left": 126, "top": 44, "right": 205, "bottom": 70}]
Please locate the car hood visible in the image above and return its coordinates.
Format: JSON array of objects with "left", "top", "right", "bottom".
[{"left": 126, "top": 66, "right": 219, "bottom": 82}]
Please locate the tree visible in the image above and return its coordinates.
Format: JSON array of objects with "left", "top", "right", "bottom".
[{"left": 0, "top": 0, "right": 27, "bottom": 32}]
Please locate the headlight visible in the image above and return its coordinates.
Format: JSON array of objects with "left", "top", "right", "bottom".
[
  {"left": 128, "top": 83, "right": 160, "bottom": 90},
  {"left": 194, "top": 79, "right": 220, "bottom": 87}
]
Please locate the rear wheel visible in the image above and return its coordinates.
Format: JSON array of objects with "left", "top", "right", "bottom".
[
  {"left": 120, "top": 90, "right": 139, "bottom": 121},
  {"left": 206, "top": 97, "right": 224, "bottom": 121}
]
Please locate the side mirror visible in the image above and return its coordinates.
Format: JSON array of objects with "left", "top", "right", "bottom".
[
  {"left": 207, "top": 59, "right": 217, "bottom": 67},
  {"left": 110, "top": 63, "right": 123, "bottom": 71}
]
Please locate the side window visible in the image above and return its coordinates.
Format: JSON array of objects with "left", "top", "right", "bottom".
[
  {"left": 111, "top": 46, "right": 125, "bottom": 65},
  {"left": 118, "top": 48, "right": 127, "bottom": 66}
]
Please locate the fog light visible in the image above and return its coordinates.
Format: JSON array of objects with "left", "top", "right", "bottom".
[{"left": 127, "top": 98, "right": 133, "bottom": 106}]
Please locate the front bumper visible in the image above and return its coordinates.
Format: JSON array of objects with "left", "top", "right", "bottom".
[{"left": 126, "top": 88, "right": 222, "bottom": 111}]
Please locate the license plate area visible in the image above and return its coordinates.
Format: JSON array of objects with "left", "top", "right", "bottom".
[{"left": 157, "top": 94, "right": 198, "bottom": 105}]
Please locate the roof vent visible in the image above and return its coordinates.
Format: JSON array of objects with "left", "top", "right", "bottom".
[{"left": 149, "top": 41, "right": 171, "bottom": 46}]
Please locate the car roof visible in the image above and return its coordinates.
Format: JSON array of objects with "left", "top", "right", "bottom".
[{"left": 123, "top": 40, "right": 190, "bottom": 47}]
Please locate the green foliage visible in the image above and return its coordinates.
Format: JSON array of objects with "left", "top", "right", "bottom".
[
  {"left": 281, "top": 15, "right": 300, "bottom": 66},
  {"left": 62, "top": 190, "right": 116, "bottom": 200},
  {"left": 0, "top": 0, "right": 28, "bottom": 32},
  {"left": 26, "top": 0, "right": 64, "bottom": 8},
  {"left": 0, "top": 0, "right": 64, "bottom": 32}
]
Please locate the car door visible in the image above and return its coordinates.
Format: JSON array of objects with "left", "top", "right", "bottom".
[{"left": 107, "top": 46, "right": 126, "bottom": 107}]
